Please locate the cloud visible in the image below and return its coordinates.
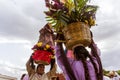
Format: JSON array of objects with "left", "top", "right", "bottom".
[
  {"left": 0, "top": 0, "right": 46, "bottom": 43},
  {"left": 0, "top": 60, "right": 26, "bottom": 79},
  {"left": 101, "top": 48, "right": 120, "bottom": 70},
  {"left": 0, "top": 37, "right": 31, "bottom": 44}
]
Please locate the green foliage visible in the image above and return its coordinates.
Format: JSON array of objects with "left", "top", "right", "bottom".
[
  {"left": 116, "top": 70, "right": 120, "bottom": 75},
  {"left": 44, "top": 0, "right": 98, "bottom": 32}
]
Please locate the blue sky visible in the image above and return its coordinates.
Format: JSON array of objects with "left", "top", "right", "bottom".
[{"left": 0, "top": 0, "right": 120, "bottom": 79}]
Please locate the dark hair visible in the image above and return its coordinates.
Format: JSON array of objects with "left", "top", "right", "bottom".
[
  {"left": 73, "top": 46, "right": 100, "bottom": 80},
  {"left": 37, "top": 64, "right": 45, "bottom": 70}
]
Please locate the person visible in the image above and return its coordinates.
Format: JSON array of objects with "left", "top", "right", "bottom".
[
  {"left": 55, "top": 32, "right": 103, "bottom": 80},
  {"left": 26, "top": 56, "right": 57, "bottom": 80}
]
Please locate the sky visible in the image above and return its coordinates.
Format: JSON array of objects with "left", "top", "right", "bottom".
[{"left": 0, "top": 0, "right": 120, "bottom": 79}]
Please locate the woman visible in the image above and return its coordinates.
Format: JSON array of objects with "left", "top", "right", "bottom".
[
  {"left": 26, "top": 56, "right": 56, "bottom": 80},
  {"left": 55, "top": 33, "right": 103, "bottom": 80}
]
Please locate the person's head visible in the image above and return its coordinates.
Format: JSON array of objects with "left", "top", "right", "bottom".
[
  {"left": 36, "top": 64, "right": 45, "bottom": 75},
  {"left": 73, "top": 45, "right": 100, "bottom": 80},
  {"left": 73, "top": 46, "right": 89, "bottom": 60}
]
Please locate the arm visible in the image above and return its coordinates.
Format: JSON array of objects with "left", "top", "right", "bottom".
[
  {"left": 55, "top": 32, "right": 69, "bottom": 74},
  {"left": 47, "top": 59, "right": 57, "bottom": 75},
  {"left": 26, "top": 56, "right": 35, "bottom": 76},
  {"left": 55, "top": 42, "right": 67, "bottom": 67},
  {"left": 55, "top": 32, "right": 67, "bottom": 68},
  {"left": 89, "top": 39, "right": 101, "bottom": 57},
  {"left": 89, "top": 39, "right": 104, "bottom": 80},
  {"left": 55, "top": 32, "right": 77, "bottom": 80},
  {"left": 55, "top": 40, "right": 77, "bottom": 80},
  {"left": 91, "top": 43, "right": 101, "bottom": 56},
  {"left": 46, "top": 62, "right": 57, "bottom": 79},
  {"left": 49, "top": 59, "right": 57, "bottom": 73}
]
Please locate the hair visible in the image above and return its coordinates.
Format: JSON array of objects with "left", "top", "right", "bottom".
[
  {"left": 74, "top": 46, "right": 97, "bottom": 80},
  {"left": 37, "top": 64, "right": 45, "bottom": 70}
]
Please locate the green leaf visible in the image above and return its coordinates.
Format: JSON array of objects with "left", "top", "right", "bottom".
[{"left": 85, "top": 5, "right": 98, "bottom": 12}]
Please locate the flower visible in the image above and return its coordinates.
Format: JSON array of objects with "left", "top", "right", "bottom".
[
  {"left": 45, "top": 44, "right": 50, "bottom": 49},
  {"left": 36, "top": 42, "right": 42, "bottom": 47},
  {"left": 32, "top": 42, "right": 54, "bottom": 54},
  {"left": 32, "top": 50, "right": 52, "bottom": 65},
  {"left": 44, "top": 0, "right": 98, "bottom": 32},
  {"left": 32, "top": 42, "right": 55, "bottom": 65}
]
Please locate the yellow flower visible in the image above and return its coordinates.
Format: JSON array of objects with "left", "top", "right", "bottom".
[
  {"left": 37, "top": 42, "right": 42, "bottom": 47},
  {"left": 89, "top": 16, "right": 95, "bottom": 26},
  {"left": 90, "top": 19, "right": 95, "bottom": 26},
  {"left": 85, "top": 20, "right": 88, "bottom": 24},
  {"left": 90, "top": 16, "right": 92, "bottom": 20},
  {"left": 50, "top": 55, "right": 55, "bottom": 59},
  {"left": 46, "top": 44, "right": 50, "bottom": 49},
  {"left": 44, "top": 48, "right": 47, "bottom": 50}
]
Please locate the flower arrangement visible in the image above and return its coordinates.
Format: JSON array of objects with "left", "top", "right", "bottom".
[
  {"left": 44, "top": 0, "right": 98, "bottom": 32},
  {"left": 32, "top": 42, "right": 55, "bottom": 65}
]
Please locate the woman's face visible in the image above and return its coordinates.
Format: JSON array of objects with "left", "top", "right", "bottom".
[{"left": 37, "top": 65, "right": 45, "bottom": 75}]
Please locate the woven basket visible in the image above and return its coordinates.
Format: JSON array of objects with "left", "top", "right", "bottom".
[
  {"left": 34, "top": 60, "right": 49, "bottom": 65},
  {"left": 62, "top": 22, "right": 91, "bottom": 49}
]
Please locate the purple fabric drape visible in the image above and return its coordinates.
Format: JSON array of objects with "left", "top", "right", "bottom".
[{"left": 38, "top": 23, "right": 55, "bottom": 47}]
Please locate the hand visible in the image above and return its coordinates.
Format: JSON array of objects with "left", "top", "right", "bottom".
[
  {"left": 30, "top": 55, "right": 33, "bottom": 62},
  {"left": 56, "top": 31, "right": 65, "bottom": 43}
]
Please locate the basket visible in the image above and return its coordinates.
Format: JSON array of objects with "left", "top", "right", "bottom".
[{"left": 62, "top": 22, "right": 91, "bottom": 49}]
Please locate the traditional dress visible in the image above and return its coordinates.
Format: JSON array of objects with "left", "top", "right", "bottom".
[
  {"left": 26, "top": 58, "right": 57, "bottom": 80},
  {"left": 55, "top": 44, "right": 100, "bottom": 80},
  {"left": 30, "top": 73, "right": 48, "bottom": 80}
]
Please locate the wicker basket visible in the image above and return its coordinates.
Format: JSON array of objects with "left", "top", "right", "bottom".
[
  {"left": 62, "top": 22, "right": 91, "bottom": 49},
  {"left": 34, "top": 60, "right": 49, "bottom": 65}
]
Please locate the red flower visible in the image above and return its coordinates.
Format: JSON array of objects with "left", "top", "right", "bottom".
[{"left": 32, "top": 50, "right": 53, "bottom": 65}]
